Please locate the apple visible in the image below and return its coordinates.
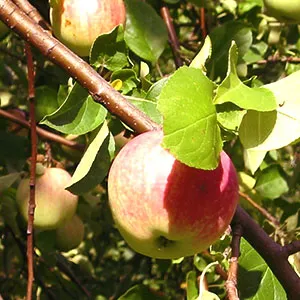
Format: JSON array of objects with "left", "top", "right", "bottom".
[
  {"left": 55, "top": 214, "right": 84, "bottom": 251},
  {"left": 263, "top": 0, "right": 300, "bottom": 23},
  {"left": 108, "top": 130, "right": 239, "bottom": 259},
  {"left": 49, "top": 0, "right": 126, "bottom": 56},
  {"left": 16, "top": 167, "right": 78, "bottom": 230}
]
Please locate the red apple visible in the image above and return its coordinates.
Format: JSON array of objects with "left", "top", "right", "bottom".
[
  {"left": 50, "top": 0, "right": 126, "bottom": 56},
  {"left": 55, "top": 214, "right": 84, "bottom": 251},
  {"left": 108, "top": 130, "right": 239, "bottom": 259},
  {"left": 17, "top": 167, "right": 78, "bottom": 230}
]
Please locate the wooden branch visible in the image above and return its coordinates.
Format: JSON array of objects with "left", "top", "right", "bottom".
[
  {"left": 226, "top": 224, "right": 243, "bottom": 300},
  {"left": 0, "top": 109, "right": 85, "bottom": 151},
  {"left": 160, "top": 5, "right": 183, "bottom": 68},
  {"left": 25, "top": 42, "right": 36, "bottom": 300},
  {"left": 0, "top": 0, "right": 159, "bottom": 134},
  {"left": 232, "top": 206, "right": 300, "bottom": 300}
]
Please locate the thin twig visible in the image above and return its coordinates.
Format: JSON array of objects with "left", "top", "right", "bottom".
[
  {"left": 226, "top": 224, "right": 243, "bottom": 300},
  {"left": 25, "top": 42, "right": 37, "bottom": 300},
  {"left": 199, "top": 8, "right": 207, "bottom": 38},
  {"left": 160, "top": 5, "right": 183, "bottom": 68},
  {"left": 239, "top": 191, "right": 281, "bottom": 228},
  {"left": 0, "top": 108, "right": 85, "bottom": 151}
]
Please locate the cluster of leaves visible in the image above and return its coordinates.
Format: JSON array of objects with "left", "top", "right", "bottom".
[{"left": 0, "top": 0, "right": 299, "bottom": 299}]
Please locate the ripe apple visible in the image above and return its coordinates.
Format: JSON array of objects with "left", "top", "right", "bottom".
[
  {"left": 17, "top": 167, "right": 78, "bottom": 230},
  {"left": 49, "top": 0, "right": 126, "bottom": 56},
  {"left": 263, "top": 0, "right": 300, "bottom": 23},
  {"left": 55, "top": 214, "right": 84, "bottom": 251},
  {"left": 108, "top": 130, "right": 239, "bottom": 259}
]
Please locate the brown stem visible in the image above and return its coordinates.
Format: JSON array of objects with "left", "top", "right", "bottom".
[
  {"left": 199, "top": 8, "right": 207, "bottom": 38},
  {"left": 0, "top": 108, "right": 85, "bottom": 151},
  {"left": 25, "top": 42, "right": 36, "bottom": 300},
  {"left": 0, "top": 0, "right": 159, "bottom": 134},
  {"left": 12, "top": 0, "right": 51, "bottom": 30},
  {"left": 239, "top": 191, "right": 281, "bottom": 228},
  {"left": 226, "top": 224, "right": 243, "bottom": 300},
  {"left": 284, "top": 240, "right": 300, "bottom": 256},
  {"left": 160, "top": 5, "right": 183, "bottom": 68},
  {"left": 232, "top": 206, "right": 300, "bottom": 300}
]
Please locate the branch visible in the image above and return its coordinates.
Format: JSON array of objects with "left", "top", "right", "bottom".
[
  {"left": 0, "top": 0, "right": 159, "bottom": 134},
  {"left": 232, "top": 206, "right": 300, "bottom": 300},
  {"left": 239, "top": 191, "right": 281, "bottom": 228},
  {"left": 25, "top": 42, "right": 36, "bottom": 300},
  {"left": 0, "top": 108, "right": 85, "bottom": 151},
  {"left": 226, "top": 224, "right": 243, "bottom": 300},
  {"left": 160, "top": 5, "right": 183, "bottom": 68}
]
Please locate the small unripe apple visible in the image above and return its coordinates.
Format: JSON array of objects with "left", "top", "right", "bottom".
[
  {"left": 50, "top": 0, "right": 126, "bottom": 56},
  {"left": 263, "top": 0, "right": 300, "bottom": 23},
  {"left": 108, "top": 130, "right": 239, "bottom": 259},
  {"left": 55, "top": 214, "right": 84, "bottom": 251},
  {"left": 17, "top": 168, "right": 78, "bottom": 230}
]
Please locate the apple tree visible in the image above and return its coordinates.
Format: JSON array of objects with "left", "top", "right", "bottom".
[{"left": 0, "top": 0, "right": 299, "bottom": 299}]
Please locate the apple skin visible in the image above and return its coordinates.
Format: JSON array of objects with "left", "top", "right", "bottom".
[
  {"left": 108, "top": 130, "right": 239, "bottom": 259},
  {"left": 50, "top": 0, "right": 126, "bottom": 56},
  {"left": 17, "top": 168, "right": 78, "bottom": 230},
  {"left": 55, "top": 214, "right": 84, "bottom": 251},
  {"left": 263, "top": 0, "right": 300, "bottom": 23}
]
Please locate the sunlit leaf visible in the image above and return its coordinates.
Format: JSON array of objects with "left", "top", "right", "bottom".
[{"left": 158, "top": 66, "right": 222, "bottom": 170}]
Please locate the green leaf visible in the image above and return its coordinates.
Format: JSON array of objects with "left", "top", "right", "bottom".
[
  {"left": 90, "top": 25, "right": 128, "bottom": 71},
  {"left": 0, "top": 173, "right": 20, "bottom": 194},
  {"left": 35, "top": 86, "right": 59, "bottom": 122},
  {"left": 111, "top": 69, "right": 139, "bottom": 94},
  {"left": 238, "top": 238, "right": 286, "bottom": 300},
  {"left": 67, "top": 122, "right": 114, "bottom": 195},
  {"left": 158, "top": 66, "right": 222, "bottom": 170},
  {"left": 41, "top": 83, "right": 107, "bottom": 135},
  {"left": 208, "top": 21, "right": 253, "bottom": 79},
  {"left": 214, "top": 43, "right": 277, "bottom": 111},
  {"left": 240, "top": 71, "right": 300, "bottom": 151},
  {"left": 238, "top": 171, "right": 256, "bottom": 192},
  {"left": 118, "top": 284, "right": 167, "bottom": 300},
  {"left": 190, "top": 36, "right": 212, "bottom": 72},
  {"left": 186, "top": 271, "right": 199, "bottom": 300},
  {"left": 126, "top": 96, "right": 162, "bottom": 124},
  {"left": 244, "top": 149, "right": 267, "bottom": 174},
  {"left": 239, "top": 110, "right": 277, "bottom": 149},
  {"left": 255, "top": 165, "right": 289, "bottom": 199},
  {"left": 198, "top": 290, "right": 220, "bottom": 300},
  {"left": 217, "top": 103, "right": 246, "bottom": 133},
  {"left": 124, "top": 0, "right": 168, "bottom": 62}
]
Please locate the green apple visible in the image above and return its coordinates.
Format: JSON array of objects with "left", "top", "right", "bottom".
[
  {"left": 49, "top": 0, "right": 126, "bottom": 56},
  {"left": 108, "top": 130, "right": 239, "bottom": 259},
  {"left": 55, "top": 214, "right": 84, "bottom": 251},
  {"left": 263, "top": 0, "right": 300, "bottom": 23},
  {"left": 17, "top": 167, "right": 78, "bottom": 230}
]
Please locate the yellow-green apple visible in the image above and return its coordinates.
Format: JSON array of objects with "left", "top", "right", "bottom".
[
  {"left": 17, "top": 167, "right": 78, "bottom": 230},
  {"left": 263, "top": 0, "right": 300, "bottom": 23},
  {"left": 108, "top": 130, "right": 239, "bottom": 259},
  {"left": 49, "top": 0, "right": 126, "bottom": 56},
  {"left": 55, "top": 214, "right": 84, "bottom": 251}
]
